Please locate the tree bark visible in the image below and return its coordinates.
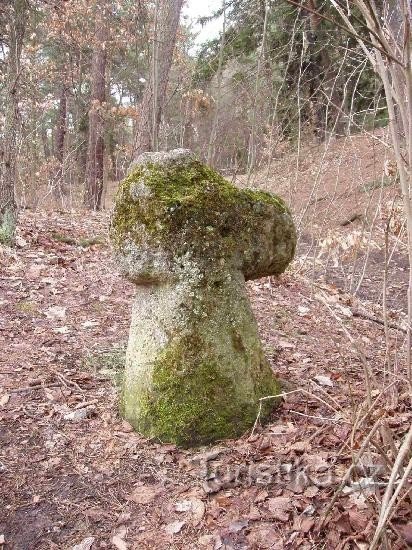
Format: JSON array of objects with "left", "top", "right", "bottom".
[
  {"left": 84, "top": 4, "right": 108, "bottom": 210},
  {"left": 54, "top": 81, "right": 68, "bottom": 199},
  {"left": 306, "top": 0, "right": 344, "bottom": 139},
  {"left": 0, "top": 0, "right": 27, "bottom": 244},
  {"left": 134, "top": 0, "right": 184, "bottom": 158}
]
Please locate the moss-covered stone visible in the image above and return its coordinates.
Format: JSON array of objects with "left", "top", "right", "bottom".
[
  {"left": 0, "top": 208, "right": 16, "bottom": 246},
  {"left": 110, "top": 149, "right": 295, "bottom": 447},
  {"left": 110, "top": 149, "right": 295, "bottom": 284}
]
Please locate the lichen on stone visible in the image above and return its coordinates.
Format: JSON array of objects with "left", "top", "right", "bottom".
[{"left": 110, "top": 149, "right": 296, "bottom": 447}]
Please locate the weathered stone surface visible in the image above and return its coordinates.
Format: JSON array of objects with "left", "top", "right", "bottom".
[{"left": 110, "top": 149, "right": 296, "bottom": 447}]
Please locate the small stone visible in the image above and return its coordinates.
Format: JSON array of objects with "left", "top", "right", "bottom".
[{"left": 64, "top": 407, "right": 93, "bottom": 421}]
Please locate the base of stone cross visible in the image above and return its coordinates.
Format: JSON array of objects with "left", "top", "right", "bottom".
[{"left": 121, "top": 272, "right": 280, "bottom": 447}]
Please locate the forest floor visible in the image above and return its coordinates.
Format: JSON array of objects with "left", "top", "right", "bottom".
[{"left": 1, "top": 131, "right": 412, "bottom": 549}]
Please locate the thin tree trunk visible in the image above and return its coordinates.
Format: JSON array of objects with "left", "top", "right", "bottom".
[
  {"left": 134, "top": 0, "right": 184, "bottom": 158},
  {"left": 54, "top": 81, "right": 68, "bottom": 199},
  {"left": 41, "top": 124, "right": 51, "bottom": 160},
  {"left": 0, "top": 0, "right": 27, "bottom": 245},
  {"left": 207, "top": 0, "right": 226, "bottom": 166},
  {"left": 247, "top": 0, "right": 269, "bottom": 180},
  {"left": 84, "top": 4, "right": 108, "bottom": 210}
]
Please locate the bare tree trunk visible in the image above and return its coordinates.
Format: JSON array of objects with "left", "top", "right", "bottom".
[
  {"left": 207, "top": 0, "right": 226, "bottom": 166},
  {"left": 41, "top": 124, "right": 51, "bottom": 160},
  {"left": 134, "top": 0, "right": 184, "bottom": 158},
  {"left": 54, "top": 81, "right": 68, "bottom": 199},
  {"left": 0, "top": 0, "right": 27, "bottom": 245},
  {"left": 84, "top": 4, "right": 108, "bottom": 210}
]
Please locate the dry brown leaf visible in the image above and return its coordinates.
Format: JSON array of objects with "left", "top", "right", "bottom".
[
  {"left": 293, "top": 515, "right": 315, "bottom": 533},
  {"left": 396, "top": 522, "right": 412, "bottom": 544},
  {"left": 303, "top": 485, "right": 319, "bottom": 498},
  {"left": 191, "top": 498, "right": 206, "bottom": 526},
  {"left": 246, "top": 525, "right": 284, "bottom": 549},
  {"left": 164, "top": 520, "right": 185, "bottom": 535},
  {"left": 348, "top": 509, "right": 368, "bottom": 532},
  {"left": 112, "top": 535, "right": 128, "bottom": 550},
  {"left": 0, "top": 394, "right": 10, "bottom": 407},
  {"left": 267, "top": 497, "right": 292, "bottom": 522},
  {"left": 129, "top": 484, "right": 164, "bottom": 505}
]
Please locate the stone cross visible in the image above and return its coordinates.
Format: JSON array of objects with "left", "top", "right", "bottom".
[{"left": 110, "top": 149, "right": 296, "bottom": 447}]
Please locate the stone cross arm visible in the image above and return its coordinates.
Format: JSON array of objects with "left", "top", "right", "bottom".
[{"left": 110, "top": 149, "right": 296, "bottom": 285}]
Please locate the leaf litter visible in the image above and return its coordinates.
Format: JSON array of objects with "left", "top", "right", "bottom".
[{"left": 0, "top": 210, "right": 411, "bottom": 548}]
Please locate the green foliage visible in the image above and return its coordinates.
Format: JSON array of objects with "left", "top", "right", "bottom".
[{"left": 192, "top": 0, "right": 385, "bottom": 142}]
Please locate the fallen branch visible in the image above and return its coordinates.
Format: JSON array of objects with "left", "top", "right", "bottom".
[{"left": 353, "top": 310, "right": 407, "bottom": 333}]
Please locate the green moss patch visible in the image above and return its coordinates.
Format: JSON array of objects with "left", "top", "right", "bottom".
[
  {"left": 110, "top": 157, "right": 292, "bottom": 273},
  {"left": 124, "top": 334, "right": 279, "bottom": 447}
]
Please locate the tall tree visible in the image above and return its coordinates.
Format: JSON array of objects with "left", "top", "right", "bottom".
[
  {"left": 54, "top": 79, "right": 68, "bottom": 198},
  {"left": 0, "top": 0, "right": 27, "bottom": 244},
  {"left": 84, "top": 1, "right": 109, "bottom": 210},
  {"left": 134, "top": 0, "right": 184, "bottom": 157}
]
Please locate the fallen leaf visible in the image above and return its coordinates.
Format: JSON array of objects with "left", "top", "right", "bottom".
[
  {"left": 267, "top": 497, "right": 292, "bottom": 522},
  {"left": 129, "top": 484, "right": 164, "bottom": 504},
  {"left": 53, "top": 326, "right": 70, "bottom": 334},
  {"left": 247, "top": 525, "right": 284, "bottom": 549},
  {"left": 191, "top": 498, "right": 205, "bottom": 526},
  {"left": 313, "top": 375, "right": 334, "bottom": 387},
  {"left": 45, "top": 306, "right": 66, "bottom": 319},
  {"left": 228, "top": 519, "right": 248, "bottom": 533},
  {"left": 395, "top": 523, "right": 412, "bottom": 544},
  {"left": 72, "top": 537, "right": 95, "bottom": 550},
  {"left": 348, "top": 508, "right": 368, "bottom": 531},
  {"left": 304, "top": 486, "right": 319, "bottom": 498},
  {"left": 293, "top": 515, "right": 314, "bottom": 533},
  {"left": 0, "top": 394, "right": 10, "bottom": 407},
  {"left": 164, "top": 520, "right": 185, "bottom": 535},
  {"left": 175, "top": 500, "right": 192, "bottom": 512}
]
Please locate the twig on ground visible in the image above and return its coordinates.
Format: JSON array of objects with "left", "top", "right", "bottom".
[
  {"left": 353, "top": 309, "right": 407, "bottom": 333},
  {"left": 370, "top": 423, "right": 412, "bottom": 549},
  {"left": 319, "top": 419, "right": 382, "bottom": 526},
  {"left": 55, "top": 372, "right": 84, "bottom": 393},
  {"left": 10, "top": 382, "right": 61, "bottom": 393}
]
